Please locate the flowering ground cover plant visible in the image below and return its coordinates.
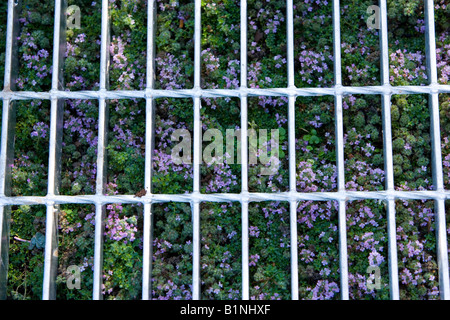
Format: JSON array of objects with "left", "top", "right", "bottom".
[{"left": 2, "top": 0, "right": 450, "bottom": 300}]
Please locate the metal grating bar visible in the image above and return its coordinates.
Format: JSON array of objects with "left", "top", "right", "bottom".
[
  {"left": 240, "top": 0, "right": 249, "bottom": 301},
  {"left": 191, "top": 0, "right": 202, "bottom": 300},
  {"left": 2, "top": 84, "right": 450, "bottom": 101},
  {"left": 332, "top": 0, "right": 349, "bottom": 300},
  {"left": 42, "top": 0, "right": 66, "bottom": 300},
  {"left": 142, "top": 0, "right": 157, "bottom": 301},
  {"left": 1, "top": 189, "right": 450, "bottom": 206},
  {"left": 424, "top": 0, "right": 450, "bottom": 300},
  {"left": 286, "top": 0, "right": 298, "bottom": 301},
  {"left": 378, "top": 0, "right": 400, "bottom": 300},
  {"left": 92, "top": 0, "right": 110, "bottom": 300},
  {"left": 0, "top": 0, "right": 19, "bottom": 299}
]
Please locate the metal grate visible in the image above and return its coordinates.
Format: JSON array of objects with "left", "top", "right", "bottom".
[{"left": 0, "top": 0, "right": 449, "bottom": 300}]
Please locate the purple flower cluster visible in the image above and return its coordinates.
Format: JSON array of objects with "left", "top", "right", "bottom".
[
  {"left": 298, "top": 200, "right": 337, "bottom": 229},
  {"left": 110, "top": 105, "right": 144, "bottom": 152},
  {"left": 152, "top": 280, "right": 192, "bottom": 300},
  {"left": 249, "top": 254, "right": 260, "bottom": 267},
  {"left": 110, "top": 34, "right": 146, "bottom": 90},
  {"left": 104, "top": 203, "right": 137, "bottom": 243},
  {"left": 156, "top": 53, "right": 186, "bottom": 90},
  {"left": 263, "top": 10, "right": 284, "bottom": 35},
  {"left": 390, "top": 49, "right": 428, "bottom": 84},
  {"left": 153, "top": 118, "right": 192, "bottom": 181},
  {"left": 221, "top": 59, "right": 240, "bottom": 90},
  {"left": 298, "top": 45, "right": 332, "bottom": 86},
  {"left": 30, "top": 122, "right": 49, "bottom": 139},
  {"left": 250, "top": 290, "right": 282, "bottom": 300},
  {"left": 15, "top": 16, "right": 52, "bottom": 90},
  {"left": 306, "top": 280, "right": 340, "bottom": 300},
  {"left": 63, "top": 99, "right": 98, "bottom": 191},
  {"left": 11, "top": 154, "right": 45, "bottom": 195},
  {"left": 201, "top": 48, "right": 220, "bottom": 75},
  {"left": 443, "top": 136, "right": 450, "bottom": 189},
  {"left": 298, "top": 0, "right": 330, "bottom": 15},
  {"left": 437, "top": 33, "right": 450, "bottom": 84},
  {"left": 59, "top": 213, "right": 82, "bottom": 234},
  {"left": 204, "top": 160, "right": 238, "bottom": 193}
]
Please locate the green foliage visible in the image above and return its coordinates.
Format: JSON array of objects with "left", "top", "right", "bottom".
[
  {"left": 4, "top": 0, "right": 450, "bottom": 301},
  {"left": 387, "top": 0, "right": 421, "bottom": 17}
]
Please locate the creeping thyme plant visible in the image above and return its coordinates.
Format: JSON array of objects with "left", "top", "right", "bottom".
[{"left": 2, "top": 0, "right": 450, "bottom": 300}]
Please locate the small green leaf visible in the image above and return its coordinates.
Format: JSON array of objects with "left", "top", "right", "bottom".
[
  {"left": 28, "top": 237, "right": 36, "bottom": 250},
  {"left": 35, "top": 232, "right": 45, "bottom": 249},
  {"left": 311, "top": 136, "right": 320, "bottom": 144}
]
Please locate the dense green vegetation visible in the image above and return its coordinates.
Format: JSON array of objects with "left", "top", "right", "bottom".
[{"left": 1, "top": 0, "right": 450, "bottom": 300}]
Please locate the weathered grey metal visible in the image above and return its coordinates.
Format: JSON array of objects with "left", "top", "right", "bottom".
[
  {"left": 2, "top": 85, "right": 450, "bottom": 101},
  {"left": 42, "top": 0, "right": 67, "bottom": 300},
  {"left": 424, "top": 0, "right": 450, "bottom": 300},
  {"left": 0, "top": 190, "right": 448, "bottom": 207},
  {"left": 191, "top": 0, "right": 202, "bottom": 301},
  {"left": 332, "top": 0, "right": 350, "bottom": 301},
  {"left": 378, "top": 0, "right": 400, "bottom": 300},
  {"left": 142, "top": 0, "right": 157, "bottom": 301},
  {"left": 0, "top": 0, "right": 20, "bottom": 300},
  {"left": 92, "top": 0, "right": 110, "bottom": 300},
  {"left": 286, "top": 0, "right": 299, "bottom": 300},
  {"left": 240, "top": 0, "right": 250, "bottom": 301}
]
